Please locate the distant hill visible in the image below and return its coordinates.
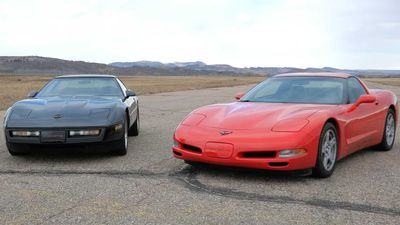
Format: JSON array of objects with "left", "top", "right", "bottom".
[
  {"left": 0, "top": 56, "right": 247, "bottom": 76},
  {"left": 1, "top": 56, "right": 399, "bottom": 77},
  {"left": 109, "top": 61, "right": 400, "bottom": 77}
]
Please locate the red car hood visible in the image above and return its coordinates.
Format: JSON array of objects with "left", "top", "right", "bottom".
[{"left": 195, "top": 102, "right": 337, "bottom": 130}]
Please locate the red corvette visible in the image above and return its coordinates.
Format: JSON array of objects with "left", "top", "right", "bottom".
[{"left": 172, "top": 73, "right": 398, "bottom": 177}]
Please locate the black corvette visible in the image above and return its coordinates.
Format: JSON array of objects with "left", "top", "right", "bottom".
[{"left": 3, "top": 74, "right": 139, "bottom": 156}]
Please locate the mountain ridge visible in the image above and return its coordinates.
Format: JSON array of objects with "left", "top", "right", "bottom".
[{"left": 1, "top": 56, "right": 399, "bottom": 77}]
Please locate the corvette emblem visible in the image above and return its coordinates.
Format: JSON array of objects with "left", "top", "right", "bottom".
[
  {"left": 219, "top": 130, "right": 233, "bottom": 136},
  {"left": 53, "top": 114, "right": 63, "bottom": 119}
]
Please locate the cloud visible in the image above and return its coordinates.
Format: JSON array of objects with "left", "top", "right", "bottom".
[{"left": 0, "top": 0, "right": 398, "bottom": 69}]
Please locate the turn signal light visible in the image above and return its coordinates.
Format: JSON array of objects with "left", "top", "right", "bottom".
[{"left": 279, "top": 149, "right": 306, "bottom": 158}]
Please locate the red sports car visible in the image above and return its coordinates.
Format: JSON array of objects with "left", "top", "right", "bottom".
[{"left": 172, "top": 73, "right": 398, "bottom": 177}]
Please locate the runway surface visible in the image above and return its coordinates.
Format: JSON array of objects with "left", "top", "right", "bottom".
[{"left": 0, "top": 82, "right": 399, "bottom": 225}]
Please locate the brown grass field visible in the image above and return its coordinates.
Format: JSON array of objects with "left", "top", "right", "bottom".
[
  {"left": 0, "top": 75, "right": 265, "bottom": 110},
  {"left": 1, "top": 76, "right": 398, "bottom": 111},
  {"left": 363, "top": 78, "right": 400, "bottom": 87}
]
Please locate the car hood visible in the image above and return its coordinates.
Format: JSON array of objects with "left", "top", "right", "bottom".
[
  {"left": 193, "top": 102, "right": 337, "bottom": 130},
  {"left": 6, "top": 96, "right": 123, "bottom": 128}
]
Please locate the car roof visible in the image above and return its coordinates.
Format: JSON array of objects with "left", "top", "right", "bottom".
[
  {"left": 273, "top": 72, "right": 352, "bottom": 78},
  {"left": 56, "top": 74, "right": 117, "bottom": 79}
]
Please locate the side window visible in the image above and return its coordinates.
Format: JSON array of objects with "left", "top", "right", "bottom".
[{"left": 347, "top": 77, "right": 366, "bottom": 103}]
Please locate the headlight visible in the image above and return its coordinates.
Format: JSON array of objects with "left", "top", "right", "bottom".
[
  {"left": 11, "top": 130, "right": 40, "bottom": 137},
  {"left": 90, "top": 109, "right": 110, "bottom": 120},
  {"left": 279, "top": 149, "right": 306, "bottom": 158},
  {"left": 181, "top": 114, "right": 206, "bottom": 126},
  {"left": 272, "top": 119, "right": 309, "bottom": 132},
  {"left": 69, "top": 129, "right": 101, "bottom": 137},
  {"left": 9, "top": 109, "right": 32, "bottom": 120}
]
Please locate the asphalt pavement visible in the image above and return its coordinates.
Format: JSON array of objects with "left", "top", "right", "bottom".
[{"left": 0, "top": 83, "right": 399, "bottom": 225}]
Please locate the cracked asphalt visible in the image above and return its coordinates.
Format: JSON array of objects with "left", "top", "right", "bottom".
[{"left": 0, "top": 83, "right": 399, "bottom": 225}]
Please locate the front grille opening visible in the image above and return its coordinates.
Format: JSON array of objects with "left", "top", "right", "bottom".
[
  {"left": 182, "top": 144, "right": 202, "bottom": 153},
  {"left": 173, "top": 151, "right": 182, "bottom": 156},
  {"left": 269, "top": 162, "right": 288, "bottom": 167},
  {"left": 242, "top": 151, "right": 276, "bottom": 158}
]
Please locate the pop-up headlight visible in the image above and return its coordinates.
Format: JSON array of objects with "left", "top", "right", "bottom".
[
  {"left": 181, "top": 113, "right": 206, "bottom": 126},
  {"left": 272, "top": 119, "right": 309, "bottom": 132}
]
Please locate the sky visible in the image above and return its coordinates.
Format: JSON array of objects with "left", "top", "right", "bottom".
[{"left": 0, "top": 0, "right": 399, "bottom": 69}]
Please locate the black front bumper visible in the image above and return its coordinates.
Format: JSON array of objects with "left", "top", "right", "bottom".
[{"left": 5, "top": 126, "right": 123, "bottom": 145}]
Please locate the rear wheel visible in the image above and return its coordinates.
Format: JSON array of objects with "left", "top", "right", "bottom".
[
  {"left": 113, "top": 116, "right": 128, "bottom": 156},
  {"left": 376, "top": 108, "right": 396, "bottom": 151},
  {"left": 6, "top": 142, "right": 30, "bottom": 156},
  {"left": 128, "top": 107, "right": 140, "bottom": 136},
  {"left": 313, "top": 123, "right": 338, "bottom": 178}
]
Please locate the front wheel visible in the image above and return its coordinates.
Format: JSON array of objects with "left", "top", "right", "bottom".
[
  {"left": 376, "top": 108, "right": 396, "bottom": 151},
  {"left": 113, "top": 116, "right": 128, "bottom": 156},
  {"left": 128, "top": 107, "right": 140, "bottom": 137},
  {"left": 6, "top": 142, "right": 30, "bottom": 156},
  {"left": 313, "top": 123, "right": 338, "bottom": 178}
]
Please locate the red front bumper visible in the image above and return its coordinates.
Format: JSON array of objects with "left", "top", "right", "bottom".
[{"left": 172, "top": 126, "right": 319, "bottom": 171}]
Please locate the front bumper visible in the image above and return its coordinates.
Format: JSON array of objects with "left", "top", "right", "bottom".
[
  {"left": 172, "top": 126, "right": 319, "bottom": 171},
  {"left": 5, "top": 125, "right": 123, "bottom": 145}
]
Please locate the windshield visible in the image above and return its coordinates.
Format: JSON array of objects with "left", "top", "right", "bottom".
[
  {"left": 241, "top": 77, "right": 345, "bottom": 104},
  {"left": 36, "top": 77, "right": 124, "bottom": 98}
]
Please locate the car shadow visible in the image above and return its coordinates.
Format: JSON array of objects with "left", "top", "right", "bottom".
[
  {"left": 185, "top": 163, "right": 311, "bottom": 183},
  {"left": 19, "top": 145, "right": 119, "bottom": 160},
  {"left": 185, "top": 146, "right": 386, "bottom": 182}
]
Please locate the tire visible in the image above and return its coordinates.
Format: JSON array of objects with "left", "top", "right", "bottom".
[
  {"left": 6, "top": 142, "right": 30, "bottom": 156},
  {"left": 113, "top": 116, "right": 128, "bottom": 156},
  {"left": 375, "top": 108, "right": 396, "bottom": 151},
  {"left": 312, "top": 123, "right": 338, "bottom": 178},
  {"left": 128, "top": 107, "right": 140, "bottom": 137}
]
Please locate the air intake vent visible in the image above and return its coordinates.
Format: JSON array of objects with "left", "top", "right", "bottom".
[
  {"left": 242, "top": 151, "right": 276, "bottom": 158},
  {"left": 269, "top": 162, "right": 288, "bottom": 167},
  {"left": 173, "top": 151, "right": 182, "bottom": 156},
  {"left": 182, "top": 144, "right": 202, "bottom": 153}
]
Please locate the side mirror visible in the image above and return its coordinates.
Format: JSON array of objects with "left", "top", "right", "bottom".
[
  {"left": 27, "top": 91, "right": 38, "bottom": 98},
  {"left": 348, "top": 94, "right": 376, "bottom": 112},
  {"left": 126, "top": 90, "right": 136, "bottom": 97},
  {"left": 235, "top": 92, "right": 245, "bottom": 100}
]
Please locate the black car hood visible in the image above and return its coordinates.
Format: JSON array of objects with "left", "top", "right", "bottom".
[{"left": 6, "top": 96, "right": 124, "bottom": 128}]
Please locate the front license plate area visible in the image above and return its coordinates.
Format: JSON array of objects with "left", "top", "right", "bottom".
[{"left": 41, "top": 130, "right": 66, "bottom": 143}]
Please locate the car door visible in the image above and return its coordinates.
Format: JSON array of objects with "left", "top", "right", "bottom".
[
  {"left": 117, "top": 78, "right": 138, "bottom": 126},
  {"left": 341, "top": 77, "right": 383, "bottom": 153}
]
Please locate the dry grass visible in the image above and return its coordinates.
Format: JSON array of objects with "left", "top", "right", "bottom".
[
  {"left": 0, "top": 75, "right": 264, "bottom": 110},
  {"left": 363, "top": 78, "right": 400, "bottom": 87}
]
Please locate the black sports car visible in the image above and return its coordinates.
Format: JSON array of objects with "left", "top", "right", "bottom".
[{"left": 3, "top": 74, "right": 139, "bottom": 156}]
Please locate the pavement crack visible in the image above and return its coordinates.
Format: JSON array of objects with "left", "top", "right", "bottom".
[
  {"left": 1, "top": 168, "right": 399, "bottom": 217},
  {"left": 176, "top": 168, "right": 400, "bottom": 217},
  {"left": 0, "top": 169, "right": 168, "bottom": 178},
  {"left": 35, "top": 199, "right": 86, "bottom": 225}
]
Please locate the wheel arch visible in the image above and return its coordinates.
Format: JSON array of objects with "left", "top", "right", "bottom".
[
  {"left": 389, "top": 104, "right": 396, "bottom": 122},
  {"left": 125, "top": 108, "right": 130, "bottom": 128}
]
